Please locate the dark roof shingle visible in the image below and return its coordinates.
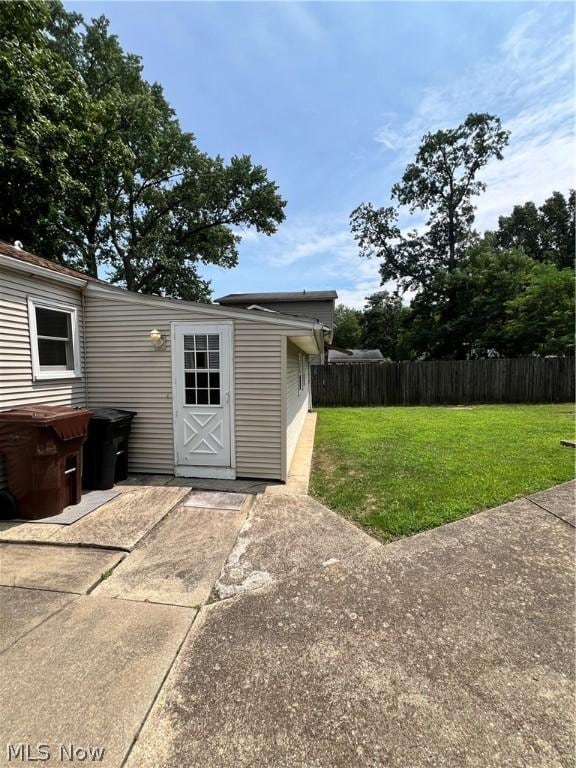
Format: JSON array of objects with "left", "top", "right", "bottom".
[
  {"left": 216, "top": 290, "right": 337, "bottom": 304},
  {"left": 0, "top": 241, "right": 101, "bottom": 282}
]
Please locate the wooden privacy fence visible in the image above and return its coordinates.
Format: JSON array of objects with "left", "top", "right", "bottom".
[{"left": 311, "top": 357, "right": 575, "bottom": 407}]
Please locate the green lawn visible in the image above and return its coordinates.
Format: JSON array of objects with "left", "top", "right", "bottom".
[{"left": 310, "top": 404, "right": 575, "bottom": 541}]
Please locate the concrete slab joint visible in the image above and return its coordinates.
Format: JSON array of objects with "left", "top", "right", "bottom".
[
  {"left": 123, "top": 481, "right": 576, "bottom": 768},
  {"left": 1, "top": 468, "right": 573, "bottom": 768}
]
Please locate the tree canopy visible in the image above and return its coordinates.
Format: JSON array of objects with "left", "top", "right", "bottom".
[
  {"left": 493, "top": 190, "right": 575, "bottom": 270},
  {"left": 343, "top": 194, "right": 574, "bottom": 360},
  {"left": 335, "top": 252, "right": 574, "bottom": 362},
  {"left": 402, "top": 239, "right": 574, "bottom": 359},
  {"left": 361, "top": 292, "right": 408, "bottom": 360},
  {"left": 350, "top": 113, "right": 510, "bottom": 293},
  {"left": 0, "top": 1, "right": 286, "bottom": 300},
  {"left": 332, "top": 305, "right": 363, "bottom": 349},
  {"left": 348, "top": 111, "right": 573, "bottom": 360}
]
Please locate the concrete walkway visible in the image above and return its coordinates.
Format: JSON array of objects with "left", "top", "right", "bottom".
[
  {"left": 0, "top": 485, "right": 191, "bottom": 549},
  {"left": 0, "top": 480, "right": 573, "bottom": 767}
]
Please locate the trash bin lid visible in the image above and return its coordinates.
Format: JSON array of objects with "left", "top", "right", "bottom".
[
  {"left": 89, "top": 408, "right": 137, "bottom": 423},
  {"left": 0, "top": 405, "right": 92, "bottom": 425},
  {"left": 0, "top": 405, "right": 93, "bottom": 441}
]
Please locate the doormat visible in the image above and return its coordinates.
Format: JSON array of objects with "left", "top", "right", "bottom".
[
  {"left": 10, "top": 489, "right": 120, "bottom": 525},
  {"left": 183, "top": 490, "right": 247, "bottom": 511}
]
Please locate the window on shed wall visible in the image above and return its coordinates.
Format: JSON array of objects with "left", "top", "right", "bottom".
[
  {"left": 298, "top": 353, "right": 305, "bottom": 393},
  {"left": 28, "top": 298, "right": 81, "bottom": 380}
]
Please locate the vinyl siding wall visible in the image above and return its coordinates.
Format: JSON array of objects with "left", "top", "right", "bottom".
[
  {"left": 285, "top": 340, "right": 310, "bottom": 473},
  {"left": 84, "top": 290, "right": 309, "bottom": 479},
  {"left": 234, "top": 320, "right": 284, "bottom": 479},
  {"left": 0, "top": 265, "right": 87, "bottom": 487},
  {"left": 83, "top": 294, "right": 207, "bottom": 475}
]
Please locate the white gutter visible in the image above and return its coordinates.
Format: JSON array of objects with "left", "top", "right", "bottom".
[
  {"left": 0, "top": 254, "right": 88, "bottom": 288},
  {"left": 313, "top": 324, "right": 325, "bottom": 357}
]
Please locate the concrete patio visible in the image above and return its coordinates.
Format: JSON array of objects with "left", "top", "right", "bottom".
[{"left": 0, "top": 473, "right": 573, "bottom": 767}]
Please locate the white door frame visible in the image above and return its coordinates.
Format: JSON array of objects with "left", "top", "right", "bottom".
[{"left": 171, "top": 321, "right": 236, "bottom": 479}]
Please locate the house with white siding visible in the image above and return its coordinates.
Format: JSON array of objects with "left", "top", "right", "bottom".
[{"left": 0, "top": 242, "right": 335, "bottom": 484}]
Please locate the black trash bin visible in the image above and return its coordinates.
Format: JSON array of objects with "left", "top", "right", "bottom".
[{"left": 82, "top": 409, "right": 137, "bottom": 490}]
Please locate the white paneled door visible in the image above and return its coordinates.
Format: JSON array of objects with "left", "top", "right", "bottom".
[{"left": 172, "top": 322, "right": 234, "bottom": 478}]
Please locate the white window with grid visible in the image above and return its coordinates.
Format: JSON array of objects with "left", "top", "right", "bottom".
[
  {"left": 183, "top": 333, "right": 221, "bottom": 406},
  {"left": 27, "top": 297, "right": 81, "bottom": 380}
]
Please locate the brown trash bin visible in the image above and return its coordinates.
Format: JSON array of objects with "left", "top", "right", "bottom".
[{"left": 0, "top": 405, "right": 92, "bottom": 520}]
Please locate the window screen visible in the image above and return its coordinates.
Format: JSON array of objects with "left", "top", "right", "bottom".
[
  {"left": 35, "top": 307, "right": 74, "bottom": 369},
  {"left": 183, "top": 334, "right": 221, "bottom": 405},
  {"left": 298, "top": 353, "right": 305, "bottom": 392}
]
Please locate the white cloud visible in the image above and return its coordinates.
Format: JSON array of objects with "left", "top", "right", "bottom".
[
  {"left": 241, "top": 2, "right": 327, "bottom": 61},
  {"left": 267, "top": 227, "right": 355, "bottom": 267},
  {"left": 325, "top": 9, "right": 575, "bottom": 304},
  {"left": 500, "top": 9, "right": 540, "bottom": 59},
  {"left": 373, "top": 7, "right": 575, "bottom": 232},
  {"left": 373, "top": 112, "right": 404, "bottom": 151},
  {"left": 476, "top": 131, "right": 574, "bottom": 231},
  {"left": 230, "top": 8, "right": 574, "bottom": 309},
  {"left": 236, "top": 213, "right": 407, "bottom": 308},
  {"left": 280, "top": 3, "right": 327, "bottom": 44}
]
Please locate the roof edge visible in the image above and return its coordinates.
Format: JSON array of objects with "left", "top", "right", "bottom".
[
  {"left": 0, "top": 241, "right": 327, "bottom": 334},
  {"left": 216, "top": 290, "right": 338, "bottom": 303},
  {"left": 0, "top": 252, "right": 88, "bottom": 288},
  {"left": 85, "top": 281, "right": 323, "bottom": 330}
]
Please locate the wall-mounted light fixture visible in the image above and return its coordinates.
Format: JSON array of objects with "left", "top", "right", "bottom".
[{"left": 149, "top": 328, "right": 167, "bottom": 350}]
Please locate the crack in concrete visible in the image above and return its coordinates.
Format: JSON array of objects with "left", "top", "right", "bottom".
[
  {"left": 118, "top": 608, "right": 199, "bottom": 768},
  {"left": 0, "top": 594, "right": 76, "bottom": 657},
  {"left": 523, "top": 496, "right": 575, "bottom": 529}
]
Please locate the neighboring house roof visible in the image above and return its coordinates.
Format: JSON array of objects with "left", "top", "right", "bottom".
[
  {"left": 215, "top": 290, "right": 338, "bottom": 303},
  {"left": 328, "top": 349, "right": 385, "bottom": 362}
]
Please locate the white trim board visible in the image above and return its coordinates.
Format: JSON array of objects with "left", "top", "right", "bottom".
[
  {"left": 174, "top": 466, "right": 236, "bottom": 479},
  {"left": 0, "top": 254, "right": 88, "bottom": 287}
]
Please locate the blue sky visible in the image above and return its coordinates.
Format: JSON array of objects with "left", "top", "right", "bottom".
[{"left": 71, "top": 1, "right": 574, "bottom": 306}]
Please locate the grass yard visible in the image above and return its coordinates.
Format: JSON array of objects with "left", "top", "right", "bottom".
[{"left": 310, "top": 404, "right": 575, "bottom": 541}]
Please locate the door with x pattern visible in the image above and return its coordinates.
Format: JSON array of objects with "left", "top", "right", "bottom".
[{"left": 172, "top": 322, "right": 233, "bottom": 474}]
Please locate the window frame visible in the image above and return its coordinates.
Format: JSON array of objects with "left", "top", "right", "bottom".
[
  {"left": 298, "top": 352, "right": 305, "bottom": 393},
  {"left": 27, "top": 297, "right": 82, "bottom": 381},
  {"left": 182, "top": 332, "right": 222, "bottom": 408}
]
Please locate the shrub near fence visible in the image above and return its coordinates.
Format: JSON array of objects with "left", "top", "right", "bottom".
[{"left": 311, "top": 357, "right": 575, "bottom": 407}]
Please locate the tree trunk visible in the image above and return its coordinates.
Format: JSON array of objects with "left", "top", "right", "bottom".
[
  {"left": 85, "top": 243, "right": 98, "bottom": 278},
  {"left": 448, "top": 208, "right": 455, "bottom": 271},
  {"left": 84, "top": 205, "right": 101, "bottom": 278}
]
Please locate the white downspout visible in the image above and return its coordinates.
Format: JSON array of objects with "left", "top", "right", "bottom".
[{"left": 81, "top": 288, "right": 89, "bottom": 407}]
